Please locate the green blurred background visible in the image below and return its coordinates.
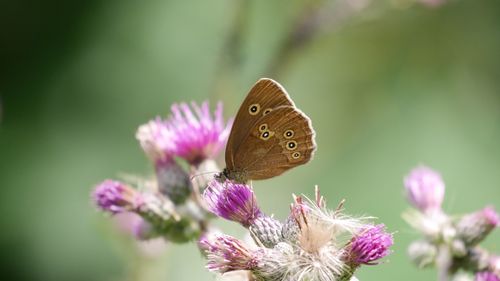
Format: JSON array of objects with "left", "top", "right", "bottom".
[{"left": 1, "top": 0, "right": 499, "bottom": 280}]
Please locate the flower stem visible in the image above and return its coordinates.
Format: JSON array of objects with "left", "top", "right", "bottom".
[{"left": 436, "top": 244, "right": 452, "bottom": 281}]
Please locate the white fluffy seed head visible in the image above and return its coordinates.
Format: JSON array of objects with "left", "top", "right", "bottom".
[{"left": 257, "top": 242, "right": 349, "bottom": 281}]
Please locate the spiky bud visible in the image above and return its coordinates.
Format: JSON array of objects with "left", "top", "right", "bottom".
[
  {"left": 155, "top": 158, "right": 192, "bottom": 204},
  {"left": 249, "top": 215, "right": 283, "bottom": 248},
  {"left": 456, "top": 206, "right": 499, "bottom": 246},
  {"left": 407, "top": 239, "right": 437, "bottom": 268}
]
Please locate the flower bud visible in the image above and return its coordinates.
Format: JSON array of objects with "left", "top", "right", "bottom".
[
  {"left": 461, "top": 247, "right": 491, "bottom": 272},
  {"left": 404, "top": 166, "right": 445, "bottom": 213},
  {"left": 407, "top": 240, "right": 437, "bottom": 268},
  {"left": 163, "top": 218, "right": 200, "bottom": 243},
  {"left": 450, "top": 239, "right": 467, "bottom": 258},
  {"left": 155, "top": 159, "right": 192, "bottom": 204},
  {"left": 135, "top": 193, "right": 200, "bottom": 243},
  {"left": 456, "top": 206, "right": 499, "bottom": 246},
  {"left": 249, "top": 215, "right": 283, "bottom": 248}
]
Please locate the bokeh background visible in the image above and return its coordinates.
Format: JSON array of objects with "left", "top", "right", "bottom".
[{"left": 1, "top": 0, "right": 499, "bottom": 280}]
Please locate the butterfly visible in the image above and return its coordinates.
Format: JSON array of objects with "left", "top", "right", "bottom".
[{"left": 216, "top": 78, "right": 316, "bottom": 183}]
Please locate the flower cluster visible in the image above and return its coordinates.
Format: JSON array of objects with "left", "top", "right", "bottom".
[
  {"left": 202, "top": 184, "right": 393, "bottom": 281},
  {"left": 92, "top": 101, "right": 233, "bottom": 243},
  {"left": 403, "top": 165, "right": 499, "bottom": 281},
  {"left": 91, "top": 99, "right": 394, "bottom": 281}
]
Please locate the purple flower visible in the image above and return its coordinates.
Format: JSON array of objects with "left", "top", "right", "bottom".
[
  {"left": 203, "top": 179, "right": 262, "bottom": 227},
  {"left": 93, "top": 180, "right": 143, "bottom": 214},
  {"left": 200, "top": 233, "right": 259, "bottom": 273},
  {"left": 347, "top": 224, "right": 393, "bottom": 265},
  {"left": 476, "top": 271, "right": 500, "bottom": 281},
  {"left": 136, "top": 101, "right": 233, "bottom": 166},
  {"left": 404, "top": 166, "right": 445, "bottom": 213}
]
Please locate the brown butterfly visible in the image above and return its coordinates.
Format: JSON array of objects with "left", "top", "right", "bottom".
[{"left": 216, "top": 78, "right": 316, "bottom": 183}]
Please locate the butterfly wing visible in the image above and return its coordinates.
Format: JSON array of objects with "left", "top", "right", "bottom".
[
  {"left": 225, "top": 78, "right": 295, "bottom": 169},
  {"left": 231, "top": 106, "right": 316, "bottom": 180}
]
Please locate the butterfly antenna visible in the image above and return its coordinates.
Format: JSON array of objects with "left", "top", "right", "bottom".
[{"left": 190, "top": 171, "right": 219, "bottom": 213}]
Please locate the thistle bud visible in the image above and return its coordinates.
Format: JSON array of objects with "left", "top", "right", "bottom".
[
  {"left": 461, "top": 247, "right": 491, "bottom": 272},
  {"left": 404, "top": 166, "right": 445, "bottom": 213},
  {"left": 249, "top": 215, "right": 283, "bottom": 248},
  {"left": 456, "top": 206, "right": 499, "bottom": 246},
  {"left": 407, "top": 240, "right": 437, "bottom": 268},
  {"left": 137, "top": 193, "right": 200, "bottom": 243},
  {"left": 155, "top": 158, "right": 192, "bottom": 204}
]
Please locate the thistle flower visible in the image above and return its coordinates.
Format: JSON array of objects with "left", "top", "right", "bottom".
[
  {"left": 346, "top": 224, "right": 393, "bottom": 266},
  {"left": 201, "top": 234, "right": 260, "bottom": 273},
  {"left": 92, "top": 180, "right": 200, "bottom": 241},
  {"left": 476, "top": 271, "right": 500, "bottom": 281},
  {"left": 197, "top": 228, "right": 222, "bottom": 253},
  {"left": 265, "top": 189, "right": 379, "bottom": 280},
  {"left": 137, "top": 101, "right": 232, "bottom": 166},
  {"left": 203, "top": 187, "right": 391, "bottom": 281},
  {"left": 404, "top": 166, "right": 445, "bottom": 213},
  {"left": 203, "top": 179, "right": 262, "bottom": 227},
  {"left": 283, "top": 190, "right": 367, "bottom": 245},
  {"left": 456, "top": 206, "right": 499, "bottom": 246},
  {"left": 93, "top": 180, "right": 143, "bottom": 214}
]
